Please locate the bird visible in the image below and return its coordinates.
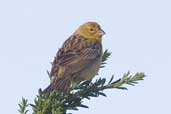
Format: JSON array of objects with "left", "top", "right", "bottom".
[{"left": 44, "top": 22, "right": 105, "bottom": 93}]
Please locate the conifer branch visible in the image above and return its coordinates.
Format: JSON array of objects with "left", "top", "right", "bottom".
[
  {"left": 18, "top": 98, "right": 29, "bottom": 114},
  {"left": 18, "top": 50, "right": 145, "bottom": 114}
]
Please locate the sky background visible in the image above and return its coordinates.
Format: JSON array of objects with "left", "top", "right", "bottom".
[{"left": 0, "top": 0, "right": 171, "bottom": 114}]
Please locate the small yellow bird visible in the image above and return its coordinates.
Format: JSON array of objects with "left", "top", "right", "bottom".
[{"left": 44, "top": 22, "right": 105, "bottom": 93}]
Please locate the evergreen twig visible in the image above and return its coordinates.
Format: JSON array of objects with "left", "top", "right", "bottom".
[
  {"left": 18, "top": 98, "right": 29, "bottom": 114},
  {"left": 18, "top": 50, "right": 145, "bottom": 114}
]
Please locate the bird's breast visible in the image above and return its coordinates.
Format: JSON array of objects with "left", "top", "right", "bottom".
[{"left": 73, "top": 58, "right": 101, "bottom": 82}]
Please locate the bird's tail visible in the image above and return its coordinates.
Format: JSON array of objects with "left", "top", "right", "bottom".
[{"left": 43, "top": 76, "right": 72, "bottom": 93}]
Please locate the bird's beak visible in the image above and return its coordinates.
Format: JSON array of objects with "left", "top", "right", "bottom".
[{"left": 98, "top": 29, "right": 106, "bottom": 36}]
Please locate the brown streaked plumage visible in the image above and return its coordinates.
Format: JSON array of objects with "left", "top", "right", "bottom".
[{"left": 44, "top": 22, "right": 105, "bottom": 93}]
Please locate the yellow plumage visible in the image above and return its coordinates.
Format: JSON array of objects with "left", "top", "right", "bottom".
[{"left": 44, "top": 22, "right": 105, "bottom": 93}]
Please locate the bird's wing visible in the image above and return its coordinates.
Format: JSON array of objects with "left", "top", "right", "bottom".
[{"left": 50, "top": 35, "right": 102, "bottom": 78}]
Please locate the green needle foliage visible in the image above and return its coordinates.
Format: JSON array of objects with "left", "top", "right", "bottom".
[
  {"left": 18, "top": 98, "right": 29, "bottom": 114},
  {"left": 18, "top": 50, "right": 145, "bottom": 114}
]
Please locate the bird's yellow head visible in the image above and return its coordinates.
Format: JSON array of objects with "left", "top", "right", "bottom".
[{"left": 75, "top": 22, "right": 105, "bottom": 42}]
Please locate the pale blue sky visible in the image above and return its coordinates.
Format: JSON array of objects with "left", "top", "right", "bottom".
[{"left": 0, "top": 0, "right": 171, "bottom": 114}]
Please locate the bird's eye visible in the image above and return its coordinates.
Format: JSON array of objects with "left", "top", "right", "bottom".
[{"left": 89, "top": 28, "right": 95, "bottom": 33}]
